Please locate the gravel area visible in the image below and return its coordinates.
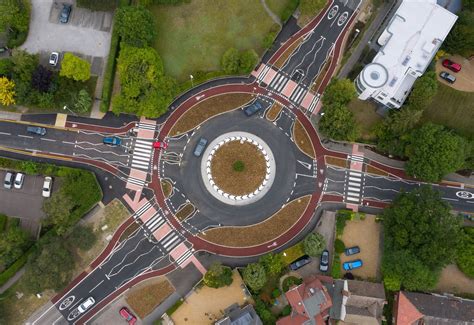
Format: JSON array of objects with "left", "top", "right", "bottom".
[{"left": 436, "top": 264, "right": 474, "bottom": 295}]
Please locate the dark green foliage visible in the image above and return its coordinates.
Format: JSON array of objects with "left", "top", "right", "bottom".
[
  {"left": 331, "top": 254, "right": 341, "bottom": 278},
  {"left": 282, "top": 276, "right": 303, "bottom": 292},
  {"left": 334, "top": 239, "right": 345, "bottom": 254},
  {"left": 319, "top": 103, "right": 360, "bottom": 141},
  {"left": 68, "top": 225, "right": 97, "bottom": 251},
  {"left": 11, "top": 50, "right": 38, "bottom": 84},
  {"left": 0, "top": 58, "right": 14, "bottom": 76},
  {"left": 0, "top": 245, "right": 35, "bottom": 287},
  {"left": 456, "top": 227, "right": 474, "bottom": 278},
  {"left": 74, "top": 89, "right": 92, "bottom": 113},
  {"left": 0, "top": 214, "right": 7, "bottom": 231},
  {"left": 262, "top": 32, "right": 277, "bottom": 49},
  {"left": 254, "top": 298, "right": 276, "bottom": 325},
  {"left": 243, "top": 263, "right": 267, "bottom": 292},
  {"left": 31, "top": 65, "right": 53, "bottom": 93},
  {"left": 322, "top": 78, "right": 356, "bottom": 107},
  {"left": 203, "top": 262, "right": 233, "bottom": 288},
  {"left": 259, "top": 253, "right": 284, "bottom": 276},
  {"left": 382, "top": 186, "right": 462, "bottom": 290},
  {"left": 407, "top": 71, "right": 438, "bottom": 111},
  {"left": 280, "top": 305, "right": 292, "bottom": 317},
  {"left": 281, "top": 0, "right": 300, "bottom": 21},
  {"left": 303, "top": 232, "right": 326, "bottom": 257},
  {"left": 165, "top": 299, "right": 184, "bottom": 316},
  {"left": 336, "top": 210, "right": 352, "bottom": 236},
  {"left": 272, "top": 288, "right": 281, "bottom": 298},
  {"left": 76, "top": 0, "right": 118, "bottom": 11},
  {"left": 232, "top": 160, "right": 245, "bottom": 172},
  {"left": 443, "top": 10, "right": 474, "bottom": 57},
  {"left": 115, "top": 5, "right": 156, "bottom": 47},
  {"left": 238, "top": 49, "right": 259, "bottom": 74},
  {"left": 0, "top": 221, "right": 32, "bottom": 268},
  {"left": 405, "top": 123, "right": 468, "bottom": 182},
  {"left": 221, "top": 48, "right": 240, "bottom": 74},
  {"left": 0, "top": 0, "right": 30, "bottom": 47},
  {"left": 23, "top": 237, "right": 74, "bottom": 293}
]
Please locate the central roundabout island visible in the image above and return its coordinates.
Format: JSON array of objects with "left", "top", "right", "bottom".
[{"left": 201, "top": 132, "right": 275, "bottom": 205}]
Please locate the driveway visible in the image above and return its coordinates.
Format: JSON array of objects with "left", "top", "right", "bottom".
[
  {"left": 21, "top": 0, "right": 112, "bottom": 58},
  {"left": 436, "top": 55, "right": 474, "bottom": 92}
]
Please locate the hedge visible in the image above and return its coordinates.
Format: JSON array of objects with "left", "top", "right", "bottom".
[
  {"left": 0, "top": 214, "right": 7, "bottom": 232},
  {"left": 331, "top": 254, "right": 342, "bottom": 279},
  {"left": 0, "top": 245, "right": 36, "bottom": 287},
  {"left": 166, "top": 299, "right": 184, "bottom": 316},
  {"left": 335, "top": 239, "right": 345, "bottom": 254}
]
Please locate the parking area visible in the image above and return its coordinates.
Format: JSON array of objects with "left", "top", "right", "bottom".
[
  {"left": 0, "top": 170, "right": 48, "bottom": 236},
  {"left": 436, "top": 55, "right": 474, "bottom": 92},
  {"left": 21, "top": 0, "right": 112, "bottom": 59}
]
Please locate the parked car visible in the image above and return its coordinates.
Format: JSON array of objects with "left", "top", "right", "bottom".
[
  {"left": 343, "top": 259, "right": 363, "bottom": 271},
  {"left": 27, "top": 126, "right": 47, "bottom": 136},
  {"left": 439, "top": 71, "right": 456, "bottom": 84},
  {"left": 193, "top": 137, "right": 208, "bottom": 157},
  {"left": 0, "top": 47, "right": 8, "bottom": 54},
  {"left": 319, "top": 250, "right": 329, "bottom": 272},
  {"left": 289, "top": 255, "right": 311, "bottom": 271},
  {"left": 3, "top": 172, "right": 14, "bottom": 189},
  {"left": 103, "top": 136, "right": 122, "bottom": 146},
  {"left": 243, "top": 101, "right": 263, "bottom": 117},
  {"left": 153, "top": 141, "right": 168, "bottom": 149},
  {"left": 77, "top": 297, "right": 95, "bottom": 313},
  {"left": 14, "top": 173, "right": 24, "bottom": 189},
  {"left": 49, "top": 52, "right": 59, "bottom": 66},
  {"left": 119, "top": 307, "right": 137, "bottom": 325},
  {"left": 59, "top": 4, "right": 72, "bottom": 23},
  {"left": 442, "top": 59, "right": 461, "bottom": 72},
  {"left": 344, "top": 246, "right": 360, "bottom": 256},
  {"left": 42, "top": 176, "right": 53, "bottom": 198}
]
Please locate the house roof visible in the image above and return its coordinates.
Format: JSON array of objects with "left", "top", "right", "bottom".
[
  {"left": 395, "top": 292, "right": 424, "bottom": 325},
  {"left": 215, "top": 304, "right": 263, "bottom": 325},
  {"left": 347, "top": 280, "right": 386, "bottom": 300},
  {"left": 402, "top": 291, "right": 474, "bottom": 323}
]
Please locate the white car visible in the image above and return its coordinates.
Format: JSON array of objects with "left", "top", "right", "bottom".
[
  {"left": 77, "top": 297, "right": 95, "bottom": 313},
  {"left": 42, "top": 176, "right": 52, "bottom": 198},
  {"left": 14, "top": 173, "right": 24, "bottom": 189},
  {"left": 49, "top": 52, "right": 59, "bottom": 66}
]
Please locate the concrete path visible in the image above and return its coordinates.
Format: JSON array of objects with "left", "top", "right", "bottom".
[
  {"left": 0, "top": 267, "right": 25, "bottom": 294},
  {"left": 261, "top": 0, "right": 282, "bottom": 26}
]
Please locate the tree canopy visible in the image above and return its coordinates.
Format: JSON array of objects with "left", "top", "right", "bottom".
[
  {"left": 443, "top": 10, "right": 474, "bottom": 57},
  {"left": 0, "top": 76, "right": 16, "bottom": 106},
  {"left": 60, "top": 53, "right": 91, "bottom": 82},
  {"left": 456, "top": 227, "right": 474, "bottom": 278},
  {"left": 407, "top": 71, "right": 438, "bottom": 111},
  {"left": 405, "top": 123, "right": 467, "bottom": 182},
  {"left": 322, "top": 78, "right": 356, "bottom": 106},
  {"left": 203, "top": 262, "right": 233, "bottom": 288},
  {"left": 382, "top": 186, "right": 462, "bottom": 290},
  {"left": 0, "top": 0, "right": 30, "bottom": 47},
  {"left": 115, "top": 5, "right": 156, "bottom": 47},
  {"left": 243, "top": 262, "right": 267, "bottom": 292},
  {"left": 259, "top": 253, "right": 284, "bottom": 276},
  {"left": 0, "top": 223, "right": 31, "bottom": 268},
  {"left": 319, "top": 103, "right": 359, "bottom": 141},
  {"left": 31, "top": 65, "right": 53, "bottom": 93},
  {"left": 303, "top": 233, "right": 326, "bottom": 257},
  {"left": 221, "top": 48, "right": 240, "bottom": 74}
]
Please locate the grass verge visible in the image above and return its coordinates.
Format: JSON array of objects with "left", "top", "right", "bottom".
[
  {"left": 119, "top": 222, "right": 139, "bottom": 242},
  {"left": 325, "top": 156, "right": 348, "bottom": 168},
  {"left": 266, "top": 0, "right": 300, "bottom": 22},
  {"left": 274, "top": 36, "right": 304, "bottom": 68},
  {"left": 175, "top": 204, "right": 195, "bottom": 222},
  {"left": 161, "top": 180, "right": 173, "bottom": 198},
  {"left": 365, "top": 164, "right": 389, "bottom": 176},
  {"left": 170, "top": 93, "right": 254, "bottom": 136},
  {"left": 126, "top": 278, "right": 175, "bottom": 318},
  {"left": 199, "top": 196, "right": 311, "bottom": 247},
  {"left": 266, "top": 102, "right": 283, "bottom": 121},
  {"left": 347, "top": 98, "right": 381, "bottom": 141},
  {"left": 293, "top": 120, "right": 315, "bottom": 158},
  {"left": 281, "top": 242, "right": 305, "bottom": 265}
]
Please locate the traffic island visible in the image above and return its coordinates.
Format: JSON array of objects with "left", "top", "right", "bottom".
[{"left": 293, "top": 120, "right": 315, "bottom": 159}]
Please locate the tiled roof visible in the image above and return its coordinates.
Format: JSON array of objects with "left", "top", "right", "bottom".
[{"left": 395, "top": 292, "right": 424, "bottom": 325}]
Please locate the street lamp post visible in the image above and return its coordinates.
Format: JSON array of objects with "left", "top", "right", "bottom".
[
  {"left": 63, "top": 105, "right": 77, "bottom": 116},
  {"left": 190, "top": 74, "right": 194, "bottom": 87}
]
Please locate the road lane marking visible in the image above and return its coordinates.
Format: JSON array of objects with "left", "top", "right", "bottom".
[
  {"left": 40, "top": 138, "right": 56, "bottom": 142},
  {"left": 89, "top": 279, "right": 104, "bottom": 293},
  {"left": 18, "top": 135, "right": 33, "bottom": 139},
  {"left": 68, "top": 297, "right": 83, "bottom": 311},
  {"left": 62, "top": 141, "right": 75, "bottom": 145},
  {"left": 0, "top": 132, "right": 11, "bottom": 136}
]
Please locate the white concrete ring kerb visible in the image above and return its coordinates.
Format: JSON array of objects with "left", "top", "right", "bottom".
[{"left": 200, "top": 132, "right": 276, "bottom": 206}]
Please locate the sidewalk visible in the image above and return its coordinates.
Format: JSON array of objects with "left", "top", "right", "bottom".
[{"left": 0, "top": 110, "right": 22, "bottom": 121}]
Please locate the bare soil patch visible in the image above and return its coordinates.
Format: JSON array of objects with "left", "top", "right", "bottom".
[
  {"left": 161, "top": 180, "right": 173, "bottom": 198},
  {"left": 365, "top": 164, "right": 389, "bottom": 177},
  {"left": 266, "top": 102, "right": 283, "bottom": 121},
  {"left": 126, "top": 277, "right": 175, "bottom": 318},
  {"left": 293, "top": 120, "right": 315, "bottom": 158},
  {"left": 274, "top": 36, "right": 304, "bottom": 68},
  {"left": 211, "top": 141, "right": 266, "bottom": 195},
  {"left": 119, "top": 222, "right": 140, "bottom": 242},
  {"left": 170, "top": 94, "right": 254, "bottom": 136},
  {"left": 311, "top": 56, "right": 332, "bottom": 93},
  {"left": 340, "top": 215, "right": 382, "bottom": 280},
  {"left": 175, "top": 203, "right": 195, "bottom": 222},
  {"left": 436, "top": 264, "right": 474, "bottom": 295},
  {"left": 325, "top": 156, "right": 348, "bottom": 168},
  {"left": 199, "top": 196, "right": 311, "bottom": 247}
]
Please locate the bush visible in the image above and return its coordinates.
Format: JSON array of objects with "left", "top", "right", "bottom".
[
  {"left": 336, "top": 210, "right": 352, "bottom": 236},
  {"left": 334, "top": 239, "right": 345, "bottom": 254},
  {"left": 0, "top": 214, "right": 7, "bottom": 231},
  {"left": 203, "top": 262, "right": 233, "bottom": 288},
  {"left": 233, "top": 160, "right": 245, "bottom": 172},
  {"left": 280, "top": 305, "right": 292, "bottom": 317},
  {"left": 281, "top": 0, "right": 300, "bottom": 21},
  {"left": 331, "top": 254, "right": 341, "bottom": 278},
  {"left": 282, "top": 276, "right": 303, "bottom": 292},
  {"left": 100, "top": 25, "right": 120, "bottom": 112},
  {"left": 67, "top": 225, "right": 97, "bottom": 251},
  {"left": 1, "top": 0, "right": 31, "bottom": 48},
  {"left": 115, "top": 5, "right": 156, "bottom": 47},
  {"left": 456, "top": 227, "right": 474, "bottom": 278},
  {"left": 0, "top": 245, "right": 35, "bottom": 287},
  {"left": 243, "top": 263, "right": 267, "bottom": 292},
  {"left": 303, "top": 232, "right": 326, "bottom": 257},
  {"left": 272, "top": 288, "right": 281, "bottom": 298},
  {"left": 60, "top": 53, "right": 91, "bottom": 82},
  {"left": 166, "top": 299, "right": 184, "bottom": 316},
  {"left": 76, "top": 0, "right": 118, "bottom": 11}
]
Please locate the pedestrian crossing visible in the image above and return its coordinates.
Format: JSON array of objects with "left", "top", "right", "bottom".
[
  {"left": 289, "top": 85, "right": 308, "bottom": 105},
  {"left": 137, "top": 121, "right": 157, "bottom": 132},
  {"left": 175, "top": 248, "right": 193, "bottom": 266},
  {"left": 345, "top": 170, "right": 364, "bottom": 203},
  {"left": 158, "top": 231, "right": 182, "bottom": 253},
  {"left": 269, "top": 73, "right": 289, "bottom": 93},
  {"left": 131, "top": 139, "right": 153, "bottom": 171}
]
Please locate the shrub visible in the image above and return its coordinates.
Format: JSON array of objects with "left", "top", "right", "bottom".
[
  {"left": 203, "top": 262, "right": 233, "bottom": 288},
  {"left": 336, "top": 210, "right": 352, "bottom": 236},
  {"left": 233, "top": 160, "right": 245, "bottom": 172},
  {"left": 60, "top": 53, "right": 91, "bottom": 82},
  {"left": 67, "top": 225, "right": 97, "bottom": 251},
  {"left": 282, "top": 276, "right": 303, "bottom": 292},
  {"left": 0, "top": 245, "right": 35, "bottom": 287},
  {"left": 272, "top": 288, "right": 281, "bottom": 298},
  {"left": 76, "top": 0, "right": 118, "bottom": 11},
  {"left": 280, "top": 305, "right": 292, "bottom": 317},
  {"left": 166, "top": 299, "right": 184, "bottom": 316},
  {"left": 303, "top": 232, "right": 326, "bottom": 257},
  {"left": 334, "top": 239, "right": 345, "bottom": 254},
  {"left": 456, "top": 227, "right": 474, "bottom": 278},
  {"left": 331, "top": 254, "right": 341, "bottom": 278},
  {"left": 115, "top": 5, "right": 156, "bottom": 47},
  {"left": 243, "top": 263, "right": 267, "bottom": 292},
  {"left": 281, "top": 0, "right": 300, "bottom": 21},
  {"left": 0, "top": 214, "right": 7, "bottom": 232}
]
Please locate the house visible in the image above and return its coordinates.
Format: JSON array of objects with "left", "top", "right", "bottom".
[
  {"left": 277, "top": 275, "right": 333, "bottom": 325},
  {"left": 328, "top": 279, "right": 386, "bottom": 324},
  {"left": 215, "top": 303, "right": 263, "bottom": 325},
  {"left": 355, "top": 0, "right": 457, "bottom": 109},
  {"left": 393, "top": 291, "right": 474, "bottom": 324}
]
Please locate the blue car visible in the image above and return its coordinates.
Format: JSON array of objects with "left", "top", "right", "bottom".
[
  {"left": 343, "top": 259, "right": 363, "bottom": 271},
  {"left": 243, "top": 101, "right": 263, "bottom": 116},
  {"left": 103, "top": 136, "right": 122, "bottom": 146}
]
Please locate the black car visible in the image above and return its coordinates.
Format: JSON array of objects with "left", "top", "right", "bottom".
[
  {"left": 59, "top": 4, "right": 72, "bottom": 24},
  {"left": 319, "top": 250, "right": 329, "bottom": 272},
  {"left": 289, "top": 255, "right": 311, "bottom": 271},
  {"left": 243, "top": 101, "right": 263, "bottom": 117},
  {"left": 345, "top": 246, "right": 360, "bottom": 256}
]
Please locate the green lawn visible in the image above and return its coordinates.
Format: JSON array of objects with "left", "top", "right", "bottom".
[
  {"left": 266, "top": 0, "right": 299, "bottom": 21},
  {"left": 347, "top": 98, "right": 382, "bottom": 141},
  {"left": 422, "top": 83, "right": 474, "bottom": 139},
  {"left": 150, "top": 0, "right": 276, "bottom": 81}
]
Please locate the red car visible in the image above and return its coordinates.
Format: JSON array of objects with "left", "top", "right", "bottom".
[
  {"left": 153, "top": 141, "right": 168, "bottom": 149},
  {"left": 119, "top": 307, "right": 137, "bottom": 325},
  {"left": 442, "top": 59, "right": 461, "bottom": 72}
]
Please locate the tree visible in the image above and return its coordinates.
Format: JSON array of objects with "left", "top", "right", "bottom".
[
  {"left": 254, "top": 298, "right": 277, "bottom": 325},
  {"left": 319, "top": 103, "right": 359, "bottom": 141},
  {"left": 203, "top": 262, "right": 233, "bottom": 288},
  {"left": 0, "top": 76, "right": 15, "bottom": 106},
  {"left": 443, "top": 10, "right": 474, "bottom": 57},
  {"left": 405, "top": 123, "right": 467, "bottom": 182},
  {"left": 322, "top": 78, "right": 356, "bottom": 106},
  {"left": 456, "top": 227, "right": 474, "bottom": 278},
  {"left": 221, "top": 48, "right": 240, "bottom": 74},
  {"left": 303, "top": 233, "right": 326, "bottom": 257},
  {"left": 407, "top": 71, "right": 438, "bottom": 111},
  {"left": 31, "top": 65, "right": 53, "bottom": 93},
  {"left": 23, "top": 237, "right": 74, "bottom": 293},
  {"left": 243, "top": 263, "right": 267, "bottom": 291},
  {"left": 239, "top": 49, "right": 258, "bottom": 74},
  {"left": 11, "top": 50, "right": 38, "bottom": 83},
  {"left": 68, "top": 225, "right": 97, "bottom": 251},
  {"left": 0, "top": 58, "right": 14, "bottom": 76},
  {"left": 112, "top": 45, "right": 176, "bottom": 118},
  {"left": 259, "top": 253, "right": 283, "bottom": 276},
  {"left": 0, "top": 224, "right": 31, "bottom": 267},
  {"left": 0, "top": 0, "right": 30, "bottom": 47},
  {"left": 74, "top": 89, "right": 92, "bottom": 112},
  {"left": 115, "top": 5, "right": 156, "bottom": 47},
  {"left": 381, "top": 186, "right": 462, "bottom": 289},
  {"left": 60, "top": 53, "right": 91, "bottom": 82},
  {"left": 42, "top": 190, "right": 76, "bottom": 235}
]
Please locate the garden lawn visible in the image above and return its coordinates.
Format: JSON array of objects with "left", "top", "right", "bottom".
[
  {"left": 422, "top": 82, "right": 474, "bottom": 138},
  {"left": 347, "top": 98, "right": 381, "bottom": 141},
  {"left": 266, "top": 0, "right": 299, "bottom": 21},
  {"left": 150, "top": 0, "right": 276, "bottom": 81}
]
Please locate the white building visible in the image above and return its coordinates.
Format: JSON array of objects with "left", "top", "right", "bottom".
[{"left": 355, "top": 0, "right": 457, "bottom": 109}]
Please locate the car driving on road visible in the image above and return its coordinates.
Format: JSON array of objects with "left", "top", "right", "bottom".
[
  {"left": 193, "top": 138, "right": 208, "bottom": 157},
  {"left": 77, "top": 297, "right": 95, "bottom": 313},
  {"left": 27, "top": 126, "right": 47, "bottom": 136},
  {"left": 243, "top": 101, "right": 263, "bottom": 117},
  {"left": 103, "top": 136, "right": 122, "bottom": 146},
  {"left": 153, "top": 141, "right": 168, "bottom": 149}
]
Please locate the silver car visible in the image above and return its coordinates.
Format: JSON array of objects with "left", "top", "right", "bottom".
[
  {"left": 4, "top": 172, "right": 14, "bottom": 189},
  {"left": 193, "top": 138, "right": 208, "bottom": 157}
]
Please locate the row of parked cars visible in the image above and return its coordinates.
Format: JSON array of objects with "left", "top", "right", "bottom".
[
  {"left": 3, "top": 172, "right": 52, "bottom": 197},
  {"left": 76, "top": 297, "right": 136, "bottom": 324},
  {"left": 439, "top": 59, "right": 462, "bottom": 84}
]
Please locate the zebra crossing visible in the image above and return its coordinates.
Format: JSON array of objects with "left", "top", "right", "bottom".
[
  {"left": 344, "top": 155, "right": 366, "bottom": 204},
  {"left": 131, "top": 139, "right": 154, "bottom": 171},
  {"left": 269, "top": 73, "right": 289, "bottom": 93},
  {"left": 289, "top": 85, "right": 308, "bottom": 105},
  {"left": 158, "top": 231, "right": 182, "bottom": 253},
  {"left": 175, "top": 248, "right": 194, "bottom": 266},
  {"left": 137, "top": 121, "right": 157, "bottom": 132}
]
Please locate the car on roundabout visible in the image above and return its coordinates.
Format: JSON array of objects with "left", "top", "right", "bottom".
[
  {"left": 243, "top": 101, "right": 263, "bottom": 117},
  {"left": 193, "top": 137, "right": 208, "bottom": 157}
]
